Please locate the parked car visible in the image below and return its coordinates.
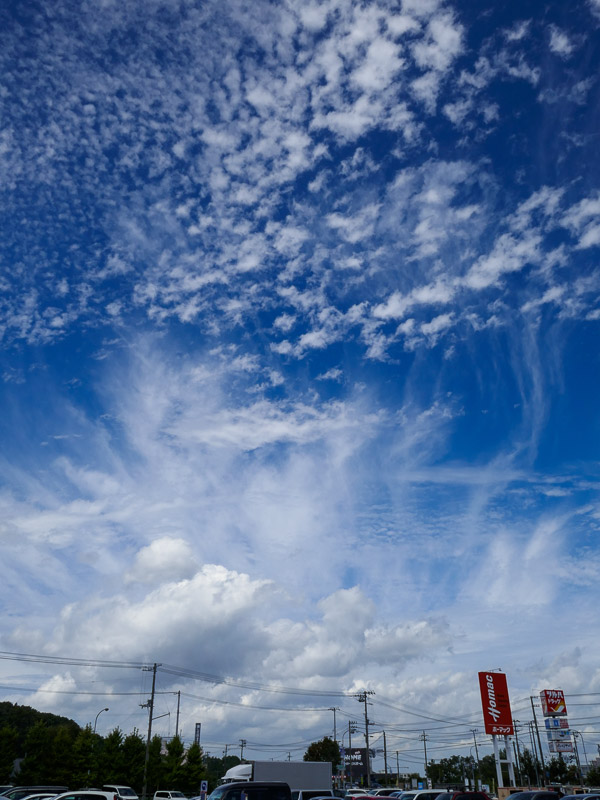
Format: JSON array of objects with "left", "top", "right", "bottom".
[
  {"left": 503, "top": 793, "right": 561, "bottom": 800},
  {"left": 562, "top": 796, "right": 600, "bottom": 800},
  {"left": 18, "top": 794, "right": 60, "bottom": 800},
  {"left": 372, "top": 793, "right": 404, "bottom": 798},
  {"left": 54, "top": 792, "right": 123, "bottom": 800},
  {"left": 2, "top": 788, "right": 69, "bottom": 800},
  {"left": 291, "top": 792, "right": 333, "bottom": 800},
  {"left": 103, "top": 788, "right": 139, "bottom": 800},
  {"left": 208, "top": 783, "right": 292, "bottom": 800},
  {"left": 406, "top": 792, "right": 443, "bottom": 800},
  {"left": 434, "top": 792, "right": 491, "bottom": 800},
  {"left": 154, "top": 793, "right": 188, "bottom": 800}
]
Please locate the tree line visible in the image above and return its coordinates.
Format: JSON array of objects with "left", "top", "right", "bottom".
[
  {"left": 426, "top": 750, "right": 600, "bottom": 789},
  {"left": 0, "top": 721, "right": 208, "bottom": 794}
]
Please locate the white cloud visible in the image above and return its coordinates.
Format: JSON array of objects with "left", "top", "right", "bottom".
[
  {"left": 126, "top": 537, "right": 199, "bottom": 584},
  {"left": 548, "top": 25, "right": 574, "bottom": 58}
]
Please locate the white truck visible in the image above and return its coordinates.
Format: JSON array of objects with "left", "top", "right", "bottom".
[{"left": 220, "top": 761, "right": 332, "bottom": 793}]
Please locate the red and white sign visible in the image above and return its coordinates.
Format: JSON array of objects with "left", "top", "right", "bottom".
[
  {"left": 478, "top": 672, "right": 514, "bottom": 735},
  {"left": 540, "top": 689, "right": 567, "bottom": 716},
  {"left": 549, "top": 740, "right": 573, "bottom": 753}
]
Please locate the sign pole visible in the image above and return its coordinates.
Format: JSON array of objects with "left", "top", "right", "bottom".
[
  {"left": 504, "top": 736, "right": 516, "bottom": 785},
  {"left": 493, "top": 735, "right": 503, "bottom": 789}
]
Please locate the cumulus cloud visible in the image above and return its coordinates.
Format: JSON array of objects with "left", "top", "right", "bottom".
[{"left": 126, "top": 537, "right": 199, "bottom": 584}]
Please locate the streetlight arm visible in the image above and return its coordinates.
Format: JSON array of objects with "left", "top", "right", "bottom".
[{"left": 93, "top": 707, "right": 109, "bottom": 734}]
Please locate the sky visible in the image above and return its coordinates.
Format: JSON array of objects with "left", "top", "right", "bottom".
[{"left": 1, "top": 0, "right": 600, "bottom": 773}]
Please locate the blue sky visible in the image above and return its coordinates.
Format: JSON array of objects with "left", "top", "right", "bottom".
[{"left": 1, "top": 0, "right": 600, "bottom": 767}]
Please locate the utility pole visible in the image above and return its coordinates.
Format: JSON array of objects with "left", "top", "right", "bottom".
[
  {"left": 573, "top": 733, "right": 584, "bottom": 786},
  {"left": 512, "top": 721, "right": 522, "bottom": 784},
  {"left": 175, "top": 690, "right": 181, "bottom": 739},
  {"left": 420, "top": 732, "right": 429, "bottom": 787},
  {"left": 471, "top": 729, "right": 481, "bottom": 790},
  {"left": 329, "top": 707, "right": 340, "bottom": 742},
  {"left": 357, "top": 691, "right": 374, "bottom": 788},
  {"left": 395, "top": 751, "right": 400, "bottom": 787},
  {"left": 383, "top": 731, "right": 388, "bottom": 785},
  {"left": 348, "top": 721, "right": 357, "bottom": 786},
  {"left": 528, "top": 722, "right": 541, "bottom": 786},
  {"left": 530, "top": 696, "right": 547, "bottom": 786},
  {"left": 240, "top": 739, "right": 247, "bottom": 760},
  {"left": 142, "top": 663, "right": 160, "bottom": 800}
]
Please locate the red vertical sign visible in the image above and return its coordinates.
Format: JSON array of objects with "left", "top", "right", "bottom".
[{"left": 478, "top": 672, "right": 514, "bottom": 735}]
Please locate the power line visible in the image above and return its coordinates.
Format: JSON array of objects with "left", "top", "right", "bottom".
[
  {"left": 160, "top": 663, "right": 350, "bottom": 697},
  {"left": 0, "top": 651, "right": 145, "bottom": 669},
  {"left": 0, "top": 683, "right": 175, "bottom": 697},
  {"left": 180, "top": 690, "right": 340, "bottom": 713}
]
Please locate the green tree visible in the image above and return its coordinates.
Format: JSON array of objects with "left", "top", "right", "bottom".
[
  {"left": 518, "top": 748, "right": 540, "bottom": 785},
  {"left": 18, "top": 721, "right": 55, "bottom": 783},
  {"left": 163, "top": 736, "right": 185, "bottom": 788},
  {"left": 586, "top": 764, "right": 600, "bottom": 787},
  {"left": 0, "top": 726, "right": 19, "bottom": 782},
  {"left": 48, "top": 725, "right": 77, "bottom": 785},
  {"left": 0, "top": 701, "right": 79, "bottom": 751},
  {"left": 304, "top": 737, "right": 340, "bottom": 769},
  {"left": 427, "top": 756, "right": 474, "bottom": 786},
  {"left": 99, "top": 728, "right": 125, "bottom": 784},
  {"left": 71, "top": 725, "right": 97, "bottom": 787},
  {"left": 121, "top": 729, "right": 146, "bottom": 791},
  {"left": 180, "top": 742, "right": 205, "bottom": 795},
  {"left": 478, "top": 754, "right": 499, "bottom": 790},
  {"left": 547, "top": 755, "right": 570, "bottom": 784},
  {"left": 146, "top": 734, "right": 164, "bottom": 795}
]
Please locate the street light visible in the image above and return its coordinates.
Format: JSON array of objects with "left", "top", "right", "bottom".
[{"left": 94, "top": 707, "right": 109, "bottom": 734}]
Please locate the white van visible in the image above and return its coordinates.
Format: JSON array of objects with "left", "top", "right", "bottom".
[
  {"left": 154, "top": 793, "right": 188, "bottom": 800},
  {"left": 103, "top": 786, "right": 139, "bottom": 800}
]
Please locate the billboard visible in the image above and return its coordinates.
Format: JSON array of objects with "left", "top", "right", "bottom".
[
  {"left": 545, "top": 717, "right": 570, "bottom": 730},
  {"left": 546, "top": 728, "right": 571, "bottom": 743},
  {"left": 478, "top": 672, "right": 514, "bottom": 735},
  {"left": 343, "top": 747, "right": 369, "bottom": 781},
  {"left": 549, "top": 740, "right": 573, "bottom": 753},
  {"left": 540, "top": 689, "right": 567, "bottom": 716}
]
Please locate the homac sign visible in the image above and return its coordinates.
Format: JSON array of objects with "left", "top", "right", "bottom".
[{"left": 478, "top": 672, "right": 514, "bottom": 735}]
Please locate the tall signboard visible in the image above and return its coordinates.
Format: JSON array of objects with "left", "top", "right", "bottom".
[
  {"left": 540, "top": 690, "right": 567, "bottom": 716},
  {"left": 478, "top": 672, "right": 514, "bottom": 735},
  {"left": 344, "top": 748, "right": 368, "bottom": 783},
  {"left": 540, "top": 690, "right": 572, "bottom": 753},
  {"left": 478, "top": 672, "right": 516, "bottom": 790}
]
